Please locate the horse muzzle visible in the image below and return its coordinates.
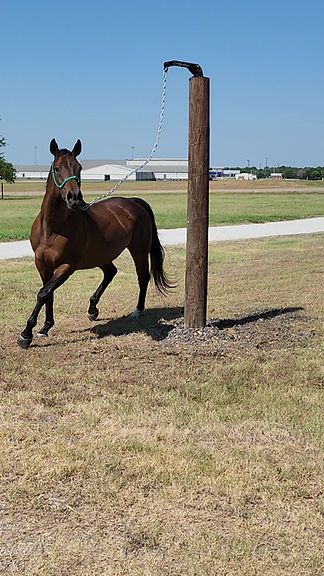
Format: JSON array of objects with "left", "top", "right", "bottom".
[{"left": 65, "top": 190, "right": 84, "bottom": 209}]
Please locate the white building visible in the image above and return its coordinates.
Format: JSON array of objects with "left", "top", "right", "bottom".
[
  {"left": 15, "top": 165, "right": 50, "bottom": 179},
  {"left": 235, "top": 172, "right": 257, "bottom": 181},
  {"left": 15, "top": 158, "right": 189, "bottom": 182}
]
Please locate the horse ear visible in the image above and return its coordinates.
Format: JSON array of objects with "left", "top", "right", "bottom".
[
  {"left": 50, "top": 139, "right": 59, "bottom": 157},
  {"left": 72, "top": 139, "right": 82, "bottom": 157}
]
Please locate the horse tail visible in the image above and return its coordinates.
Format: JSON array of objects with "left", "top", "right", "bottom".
[{"left": 132, "top": 198, "right": 174, "bottom": 294}]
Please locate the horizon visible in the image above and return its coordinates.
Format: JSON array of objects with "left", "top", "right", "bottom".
[{"left": 11, "top": 158, "right": 324, "bottom": 170}]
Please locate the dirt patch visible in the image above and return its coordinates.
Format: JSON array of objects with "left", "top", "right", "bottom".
[
  {"left": 88, "top": 306, "right": 316, "bottom": 359},
  {"left": 156, "top": 307, "right": 315, "bottom": 357}
]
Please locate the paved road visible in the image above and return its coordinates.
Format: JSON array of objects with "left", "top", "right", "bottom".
[{"left": 0, "top": 217, "right": 323, "bottom": 261}]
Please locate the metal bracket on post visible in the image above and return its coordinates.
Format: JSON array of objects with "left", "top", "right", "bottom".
[{"left": 164, "top": 60, "right": 204, "bottom": 78}]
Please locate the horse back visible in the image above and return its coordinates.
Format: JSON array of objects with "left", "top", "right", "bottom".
[{"left": 87, "top": 196, "right": 152, "bottom": 238}]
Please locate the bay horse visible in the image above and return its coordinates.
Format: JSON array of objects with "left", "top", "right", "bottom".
[{"left": 17, "top": 139, "right": 172, "bottom": 349}]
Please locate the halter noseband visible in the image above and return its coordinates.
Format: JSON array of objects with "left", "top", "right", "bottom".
[{"left": 51, "top": 162, "right": 81, "bottom": 189}]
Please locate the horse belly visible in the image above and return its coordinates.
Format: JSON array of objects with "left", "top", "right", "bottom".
[{"left": 77, "top": 235, "right": 130, "bottom": 269}]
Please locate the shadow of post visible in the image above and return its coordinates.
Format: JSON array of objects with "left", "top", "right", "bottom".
[{"left": 211, "top": 307, "right": 303, "bottom": 330}]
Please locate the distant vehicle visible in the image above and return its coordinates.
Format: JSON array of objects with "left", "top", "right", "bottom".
[{"left": 209, "top": 170, "right": 224, "bottom": 180}]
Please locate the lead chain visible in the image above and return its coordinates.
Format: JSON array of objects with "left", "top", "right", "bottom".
[{"left": 84, "top": 67, "right": 169, "bottom": 209}]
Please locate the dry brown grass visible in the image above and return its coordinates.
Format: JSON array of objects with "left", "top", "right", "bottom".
[
  {"left": 1, "top": 235, "right": 324, "bottom": 575},
  {"left": 4, "top": 177, "right": 324, "bottom": 197}
]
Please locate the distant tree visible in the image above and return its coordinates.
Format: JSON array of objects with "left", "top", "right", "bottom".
[
  {"left": 256, "top": 167, "right": 271, "bottom": 179},
  {"left": 280, "top": 166, "right": 298, "bottom": 179},
  {"left": 297, "top": 169, "right": 304, "bottom": 179},
  {"left": 0, "top": 137, "right": 16, "bottom": 183},
  {"left": 224, "top": 164, "right": 324, "bottom": 180},
  {"left": 241, "top": 165, "right": 257, "bottom": 174},
  {"left": 303, "top": 167, "right": 323, "bottom": 180}
]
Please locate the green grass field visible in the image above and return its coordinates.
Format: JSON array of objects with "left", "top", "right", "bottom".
[
  {"left": 1, "top": 186, "right": 324, "bottom": 241},
  {"left": 1, "top": 235, "right": 323, "bottom": 575}
]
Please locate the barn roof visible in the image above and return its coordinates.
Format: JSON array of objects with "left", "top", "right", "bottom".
[{"left": 15, "top": 159, "right": 188, "bottom": 174}]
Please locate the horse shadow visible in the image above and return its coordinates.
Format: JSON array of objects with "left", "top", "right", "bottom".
[
  {"left": 89, "top": 305, "right": 303, "bottom": 342},
  {"left": 90, "top": 306, "right": 184, "bottom": 341}
]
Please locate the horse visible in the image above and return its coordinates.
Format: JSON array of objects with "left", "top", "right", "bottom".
[{"left": 17, "top": 139, "right": 172, "bottom": 349}]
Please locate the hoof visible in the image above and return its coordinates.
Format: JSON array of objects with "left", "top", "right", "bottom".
[
  {"left": 17, "top": 335, "right": 33, "bottom": 349},
  {"left": 129, "top": 308, "right": 143, "bottom": 319},
  {"left": 36, "top": 331, "right": 48, "bottom": 338},
  {"left": 88, "top": 310, "right": 99, "bottom": 321}
]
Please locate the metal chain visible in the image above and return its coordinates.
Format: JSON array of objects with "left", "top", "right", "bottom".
[{"left": 84, "top": 67, "right": 169, "bottom": 209}]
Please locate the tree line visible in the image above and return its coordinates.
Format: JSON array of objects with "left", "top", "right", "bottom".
[{"left": 227, "top": 165, "right": 324, "bottom": 180}]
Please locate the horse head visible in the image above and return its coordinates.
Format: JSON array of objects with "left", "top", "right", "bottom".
[{"left": 50, "top": 138, "right": 85, "bottom": 209}]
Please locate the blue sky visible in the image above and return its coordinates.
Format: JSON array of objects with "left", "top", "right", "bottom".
[{"left": 2, "top": 0, "right": 324, "bottom": 167}]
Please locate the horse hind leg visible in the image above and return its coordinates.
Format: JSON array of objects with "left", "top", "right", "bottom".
[
  {"left": 128, "top": 248, "right": 151, "bottom": 318},
  {"left": 88, "top": 263, "right": 117, "bottom": 321}
]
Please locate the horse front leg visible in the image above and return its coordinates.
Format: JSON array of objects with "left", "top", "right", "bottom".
[
  {"left": 17, "top": 264, "right": 72, "bottom": 349},
  {"left": 37, "top": 292, "right": 55, "bottom": 337},
  {"left": 33, "top": 265, "right": 56, "bottom": 338}
]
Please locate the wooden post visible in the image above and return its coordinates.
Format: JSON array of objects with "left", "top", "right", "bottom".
[
  {"left": 1, "top": 182, "right": 3, "bottom": 200},
  {"left": 184, "top": 76, "right": 210, "bottom": 328}
]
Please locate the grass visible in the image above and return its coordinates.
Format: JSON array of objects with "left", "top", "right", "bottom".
[
  {"left": 1, "top": 234, "right": 324, "bottom": 575},
  {"left": 0, "top": 183, "right": 323, "bottom": 241}
]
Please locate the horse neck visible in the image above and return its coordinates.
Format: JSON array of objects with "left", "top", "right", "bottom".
[{"left": 40, "top": 177, "right": 68, "bottom": 233}]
